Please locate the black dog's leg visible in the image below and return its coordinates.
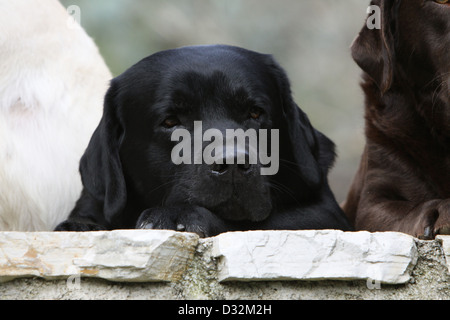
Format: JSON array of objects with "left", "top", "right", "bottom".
[
  {"left": 54, "top": 189, "right": 108, "bottom": 231},
  {"left": 136, "top": 205, "right": 231, "bottom": 238},
  {"left": 54, "top": 218, "right": 104, "bottom": 232},
  {"left": 253, "top": 200, "right": 354, "bottom": 232}
]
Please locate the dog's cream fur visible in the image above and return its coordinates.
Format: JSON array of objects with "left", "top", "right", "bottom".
[{"left": 0, "top": 1, "right": 112, "bottom": 231}]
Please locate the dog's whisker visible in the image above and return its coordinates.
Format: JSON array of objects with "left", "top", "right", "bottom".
[{"left": 268, "top": 181, "right": 302, "bottom": 207}]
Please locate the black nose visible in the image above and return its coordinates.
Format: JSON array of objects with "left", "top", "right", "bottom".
[{"left": 210, "top": 155, "right": 252, "bottom": 175}]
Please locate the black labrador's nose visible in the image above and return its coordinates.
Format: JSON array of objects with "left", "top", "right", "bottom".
[
  {"left": 210, "top": 162, "right": 252, "bottom": 175},
  {"left": 210, "top": 152, "right": 253, "bottom": 175}
]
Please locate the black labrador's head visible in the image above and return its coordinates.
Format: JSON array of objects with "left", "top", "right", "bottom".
[
  {"left": 352, "top": 0, "right": 449, "bottom": 106},
  {"left": 81, "top": 45, "right": 336, "bottom": 228}
]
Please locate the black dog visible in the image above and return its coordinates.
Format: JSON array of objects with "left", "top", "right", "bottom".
[{"left": 55, "top": 45, "right": 352, "bottom": 236}]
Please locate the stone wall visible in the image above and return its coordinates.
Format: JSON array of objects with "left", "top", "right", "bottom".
[{"left": 1, "top": 230, "right": 450, "bottom": 300}]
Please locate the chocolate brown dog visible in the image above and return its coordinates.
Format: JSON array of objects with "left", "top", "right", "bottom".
[{"left": 344, "top": 0, "right": 450, "bottom": 239}]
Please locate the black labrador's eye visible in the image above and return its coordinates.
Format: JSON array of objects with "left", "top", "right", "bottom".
[
  {"left": 249, "top": 107, "right": 264, "bottom": 120},
  {"left": 162, "top": 116, "right": 181, "bottom": 129}
]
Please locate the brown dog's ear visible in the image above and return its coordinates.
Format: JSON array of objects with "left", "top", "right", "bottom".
[
  {"left": 79, "top": 80, "right": 127, "bottom": 226},
  {"left": 351, "top": 0, "right": 399, "bottom": 93}
]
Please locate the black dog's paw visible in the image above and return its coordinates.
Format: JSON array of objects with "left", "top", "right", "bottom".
[
  {"left": 54, "top": 220, "right": 104, "bottom": 232},
  {"left": 136, "top": 206, "right": 224, "bottom": 238}
]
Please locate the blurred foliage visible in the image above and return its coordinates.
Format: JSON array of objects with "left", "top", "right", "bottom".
[{"left": 59, "top": 0, "right": 370, "bottom": 202}]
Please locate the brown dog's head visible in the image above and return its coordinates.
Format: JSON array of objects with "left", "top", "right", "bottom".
[{"left": 351, "top": 0, "right": 449, "bottom": 107}]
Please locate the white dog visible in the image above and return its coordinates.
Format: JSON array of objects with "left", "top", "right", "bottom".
[{"left": 0, "top": 1, "right": 112, "bottom": 231}]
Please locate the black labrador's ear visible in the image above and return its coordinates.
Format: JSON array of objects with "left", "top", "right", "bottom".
[
  {"left": 351, "top": 0, "right": 399, "bottom": 93},
  {"left": 79, "top": 80, "right": 127, "bottom": 226},
  {"left": 284, "top": 102, "right": 337, "bottom": 189},
  {"left": 266, "top": 57, "right": 333, "bottom": 189}
]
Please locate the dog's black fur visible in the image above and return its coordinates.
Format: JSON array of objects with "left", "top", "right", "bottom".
[{"left": 55, "top": 45, "right": 352, "bottom": 236}]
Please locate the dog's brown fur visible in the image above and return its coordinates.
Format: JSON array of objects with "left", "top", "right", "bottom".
[{"left": 344, "top": 0, "right": 450, "bottom": 239}]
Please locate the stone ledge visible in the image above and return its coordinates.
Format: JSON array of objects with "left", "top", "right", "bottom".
[
  {"left": 212, "top": 231, "right": 418, "bottom": 284},
  {"left": 1, "top": 230, "right": 450, "bottom": 299},
  {"left": 436, "top": 235, "right": 450, "bottom": 275},
  {"left": 0, "top": 230, "right": 199, "bottom": 283},
  {"left": 0, "top": 230, "right": 420, "bottom": 285}
]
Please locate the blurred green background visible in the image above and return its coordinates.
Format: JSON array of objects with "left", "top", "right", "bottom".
[{"left": 59, "top": 0, "right": 369, "bottom": 203}]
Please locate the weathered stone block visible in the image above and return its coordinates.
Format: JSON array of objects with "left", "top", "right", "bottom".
[
  {"left": 0, "top": 230, "right": 199, "bottom": 282},
  {"left": 436, "top": 235, "right": 450, "bottom": 274},
  {"left": 0, "top": 230, "right": 420, "bottom": 286},
  {"left": 212, "top": 230, "right": 418, "bottom": 284}
]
